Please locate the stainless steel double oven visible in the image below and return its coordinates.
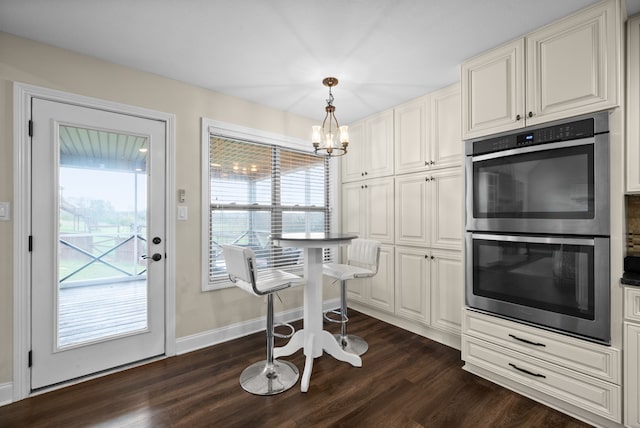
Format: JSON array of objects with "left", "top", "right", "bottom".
[{"left": 465, "top": 112, "right": 611, "bottom": 344}]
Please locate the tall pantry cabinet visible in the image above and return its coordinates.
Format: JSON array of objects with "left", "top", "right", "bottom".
[{"left": 340, "top": 83, "right": 464, "bottom": 345}]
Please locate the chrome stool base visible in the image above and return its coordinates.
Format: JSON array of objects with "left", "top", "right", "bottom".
[
  {"left": 240, "top": 359, "right": 299, "bottom": 395},
  {"left": 334, "top": 333, "right": 368, "bottom": 356}
]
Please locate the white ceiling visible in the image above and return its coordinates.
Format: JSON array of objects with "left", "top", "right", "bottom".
[{"left": 1, "top": 0, "right": 639, "bottom": 124}]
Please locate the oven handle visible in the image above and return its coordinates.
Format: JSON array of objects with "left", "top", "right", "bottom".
[
  {"left": 471, "top": 233, "right": 595, "bottom": 246},
  {"left": 471, "top": 136, "right": 595, "bottom": 162}
]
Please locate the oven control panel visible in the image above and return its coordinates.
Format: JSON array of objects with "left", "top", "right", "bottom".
[{"left": 471, "top": 118, "right": 595, "bottom": 156}]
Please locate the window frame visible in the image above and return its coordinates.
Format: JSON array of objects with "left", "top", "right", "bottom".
[{"left": 201, "top": 118, "right": 340, "bottom": 291}]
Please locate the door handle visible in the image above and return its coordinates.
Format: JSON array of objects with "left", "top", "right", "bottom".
[{"left": 141, "top": 253, "right": 163, "bottom": 261}]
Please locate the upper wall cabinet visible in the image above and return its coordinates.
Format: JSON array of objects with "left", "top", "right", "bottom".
[
  {"left": 627, "top": 14, "right": 640, "bottom": 193},
  {"left": 395, "top": 84, "right": 462, "bottom": 175},
  {"left": 342, "top": 109, "right": 394, "bottom": 182},
  {"left": 462, "top": 0, "right": 622, "bottom": 140}
]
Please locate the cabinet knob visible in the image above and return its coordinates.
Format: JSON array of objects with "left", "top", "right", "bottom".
[
  {"left": 430, "top": 160, "right": 435, "bottom": 165},
  {"left": 516, "top": 114, "right": 521, "bottom": 121},
  {"left": 430, "top": 176, "right": 434, "bottom": 181},
  {"left": 424, "top": 161, "right": 429, "bottom": 166},
  {"left": 364, "top": 171, "right": 368, "bottom": 175},
  {"left": 528, "top": 111, "right": 533, "bottom": 118},
  {"left": 361, "top": 172, "right": 365, "bottom": 176},
  {"left": 431, "top": 255, "right": 435, "bottom": 260}
]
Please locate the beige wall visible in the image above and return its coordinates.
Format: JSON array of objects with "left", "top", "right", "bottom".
[{"left": 0, "top": 32, "right": 338, "bottom": 385}]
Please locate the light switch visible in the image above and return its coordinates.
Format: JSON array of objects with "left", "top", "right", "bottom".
[
  {"left": 177, "top": 205, "right": 188, "bottom": 221},
  {"left": 0, "top": 202, "right": 10, "bottom": 221}
]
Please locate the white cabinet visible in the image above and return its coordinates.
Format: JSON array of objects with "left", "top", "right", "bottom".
[
  {"left": 395, "top": 247, "right": 463, "bottom": 333},
  {"left": 395, "top": 168, "right": 463, "bottom": 251},
  {"left": 394, "top": 95, "right": 429, "bottom": 174},
  {"left": 625, "top": 287, "right": 640, "bottom": 427},
  {"left": 430, "top": 249, "right": 463, "bottom": 334},
  {"left": 625, "top": 323, "right": 640, "bottom": 428},
  {"left": 462, "top": 0, "right": 622, "bottom": 140},
  {"left": 429, "top": 84, "right": 463, "bottom": 170},
  {"left": 341, "top": 177, "right": 394, "bottom": 245},
  {"left": 462, "top": 39, "right": 524, "bottom": 139},
  {"left": 627, "top": 14, "right": 640, "bottom": 193},
  {"left": 463, "top": 309, "right": 622, "bottom": 424},
  {"left": 395, "top": 246, "right": 430, "bottom": 324},
  {"left": 345, "top": 244, "right": 394, "bottom": 314},
  {"left": 395, "top": 173, "right": 430, "bottom": 247},
  {"left": 395, "top": 84, "right": 462, "bottom": 175},
  {"left": 341, "top": 109, "right": 394, "bottom": 182}
]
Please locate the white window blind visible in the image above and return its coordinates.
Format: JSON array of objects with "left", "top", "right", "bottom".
[{"left": 207, "top": 136, "right": 331, "bottom": 283}]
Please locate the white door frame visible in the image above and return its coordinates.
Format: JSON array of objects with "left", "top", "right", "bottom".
[{"left": 12, "top": 82, "right": 177, "bottom": 401}]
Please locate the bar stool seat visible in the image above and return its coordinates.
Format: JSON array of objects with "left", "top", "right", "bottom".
[
  {"left": 323, "top": 239, "right": 381, "bottom": 356},
  {"left": 222, "top": 245, "right": 304, "bottom": 395}
]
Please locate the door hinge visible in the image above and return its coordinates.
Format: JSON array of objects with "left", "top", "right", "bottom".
[
  {"left": 28, "top": 236, "right": 33, "bottom": 252},
  {"left": 28, "top": 120, "right": 33, "bottom": 137},
  {"left": 28, "top": 350, "right": 32, "bottom": 367}
]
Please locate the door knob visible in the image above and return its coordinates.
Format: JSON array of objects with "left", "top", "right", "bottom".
[{"left": 152, "top": 253, "right": 162, "bottom": 261}]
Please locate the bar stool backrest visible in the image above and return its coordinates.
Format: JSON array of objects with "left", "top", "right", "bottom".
[
  {"left": 347, "top": 239, "right": 381, "bottom": 277},
  {"left": 222, "top": 245, "right": 297, "bottom": 296}
]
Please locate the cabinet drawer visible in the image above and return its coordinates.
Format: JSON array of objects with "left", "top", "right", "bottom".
[
  {"left": 463, "top": 310, "right": 620, "bottom": 383},
  {"left": 462, "top": 336, "right": 621, "bottom": 422},
  {"left": 625, "top": 287, "right": 640, "bottom": 322}
]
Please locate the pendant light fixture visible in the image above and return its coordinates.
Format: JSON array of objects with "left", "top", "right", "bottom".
[{"left": 312, "top": 77, "right": 349, "bottom": 157}]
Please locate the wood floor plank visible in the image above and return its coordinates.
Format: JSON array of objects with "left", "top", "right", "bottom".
[{"left": 0, "top": 311, "right": 593, "bottom": 427}]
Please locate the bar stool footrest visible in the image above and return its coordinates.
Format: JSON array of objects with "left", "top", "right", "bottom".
[
  {"left": 273, "top": 322, "right": 295, "bottom": 339},
  {"left": 323, "top": 309, "right": 348, "bottom": 325}
]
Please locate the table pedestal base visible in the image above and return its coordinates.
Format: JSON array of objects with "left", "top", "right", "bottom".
[{"left": 274, "top": 329, "right": 361, "bottom": 392}]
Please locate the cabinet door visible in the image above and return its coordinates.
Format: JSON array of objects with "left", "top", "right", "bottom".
[
  {"left": 395, "top": 173, "right": 430, "bottom": 247},
  {"left": 367, "top": 244, "right": 395, "bottom": 313},
  {"left": 395, "top": 246, "right": 430, "bottom": 324},
  {"left": 430, "top": 249, "right": 463, "bottom": 335},
  {"left": 525, "top": 0, "right": 621, "bottom": 126},
  {"left": 341, "top": 121, "right": 366, "bottom": 183},
  {"left": 365, "top": 177, "right": 395, "bottom": 244},
  {"left": 624, "top": 322, "right": 640, "bottom": 428},
  {"left": 365, "top": 110, "right": 395, "bottom": 178},
  {"left": 395, "top": 96, "right": 429, "bottom": 175},
  {"left": 431, "top": 168, "right": 464, "bottom": 251},
  {"left": 341, "top": 181, "right": 364, "bottom": 237},
  {"left": 430, "top": 83, "right": 462, "bottom": 170},
  {"left": 461, "top": 38, "right": 525, "bottom": 140},
  {"left": 627, "top": 14, "right": 640, "bottom": 193}
]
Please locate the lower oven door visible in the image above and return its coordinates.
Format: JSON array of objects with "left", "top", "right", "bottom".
[{"left": 465, "top": 233, "right": 610, "bottom": 344}]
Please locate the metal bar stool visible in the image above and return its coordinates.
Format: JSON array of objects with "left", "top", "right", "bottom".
[
  {"left": 322, "top": 239, "right": 381, "bottom": 356},
  {"left": 222, "top": 245, "right": 304, "bottom": 395}
]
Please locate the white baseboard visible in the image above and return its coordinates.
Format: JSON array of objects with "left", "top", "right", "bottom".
[
  {"left": 176, "top": 298, "right": 340, "bottom": 355},
  {"left": 0, "top": 382, "right": 13, "bottom": 407}
]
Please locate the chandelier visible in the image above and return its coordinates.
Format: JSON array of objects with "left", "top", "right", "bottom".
[{"left": 312, "top": 77, "right": 349, "bottom": 157}]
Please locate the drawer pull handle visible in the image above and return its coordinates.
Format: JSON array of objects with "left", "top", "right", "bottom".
[
  {"left": 509, "top": 363, "right": 546, "bottom": 379},
  {"left": 509, "top": 334, "right": 546, "bottom": 347}
]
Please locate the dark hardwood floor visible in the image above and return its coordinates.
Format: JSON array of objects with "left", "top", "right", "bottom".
[{"left": 0, "top": 311, "right": 592, "bottom": 427}]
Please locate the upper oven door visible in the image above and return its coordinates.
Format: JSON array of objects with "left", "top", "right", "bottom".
[{"left": 465, "top": 134, "right": 609, "bottom": 235}]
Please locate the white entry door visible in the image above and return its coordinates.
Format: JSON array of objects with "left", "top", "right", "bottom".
[{"left": 30, "top": 98, "right": 166, "bottom": 390}]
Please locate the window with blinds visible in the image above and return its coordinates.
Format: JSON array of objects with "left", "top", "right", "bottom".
[{"left": 207, "top": 135, "right": 331, "bottom": 284}]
